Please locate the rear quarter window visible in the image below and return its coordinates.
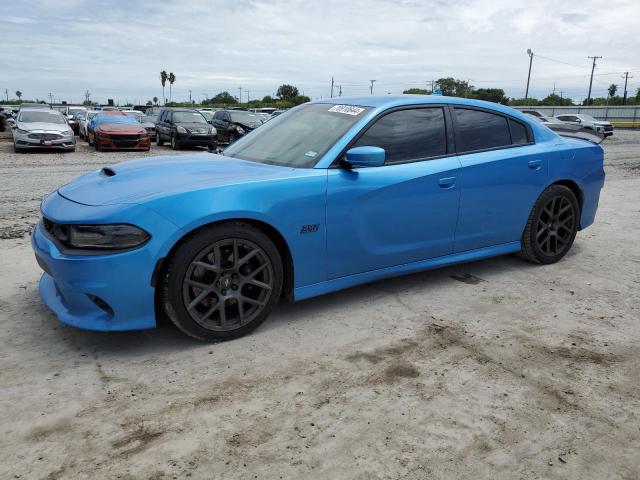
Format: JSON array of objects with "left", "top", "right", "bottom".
[
  {"left": 454, "top": 108, "right": 511, "bottom": 153},
  {"left": 509, "top": 119, "right": 529, "bottom": 145}
]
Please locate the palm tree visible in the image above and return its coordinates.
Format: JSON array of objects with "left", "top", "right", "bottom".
[
  {"left": 168, "top": 72, "right": 176, "bottom": 103},
  {"left": 15, "top": 90, "right": 22, "bottom": 101},
  {"left": 153, "top": 96, "right": 158, "bottom": 105},
  {"left": 160, "top": 71, "right": 168, "bottom": 105}
]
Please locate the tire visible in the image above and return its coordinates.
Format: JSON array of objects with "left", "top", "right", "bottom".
[
  {"left": 228, "top": 132, "right": 238, "bottom": 144},
  {"left": 520, "top": 185, "right": 580, "bottom": 264},
  {"left": 14, "top": 145, "right": 24, "bottom": 153},
  {"left": 157, "top": 132, "right": 164, "bottom": 146},
  {"left": 87, "top": 132, "right": 93, "bottom": 146},
  {"left": 161, "top": 222, "right": 283, "bottom": 341},
  {"left": 171, "top": 134, "right": 180, "bottom": 150},
  {"left": 95, "top": 137, "right": 101, "bottom": 151}
]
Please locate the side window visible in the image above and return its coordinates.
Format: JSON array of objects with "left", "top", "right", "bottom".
[
  {"left": 213, "top": 111, "right": 221, "bottom": 120},
  {"left": 509, "top": 119, "right": 529, "bottom": 145},
  {"left": 454, "top": 108, "right": 511, "bottom": 153},
  {"left": 353, "top": 108, "right": 447, "bottom": 164}
]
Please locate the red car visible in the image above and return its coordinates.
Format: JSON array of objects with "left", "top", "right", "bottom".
[{"left": 88, "top": 112, "right": 150, "bottom": 151}]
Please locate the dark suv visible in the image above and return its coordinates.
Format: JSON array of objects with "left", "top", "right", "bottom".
[
  {"left": 156, "top": 109, "right": 217, "bottom": 150},
  {"left": 211, "top": 110, "right": 262, "bottom": 144}
]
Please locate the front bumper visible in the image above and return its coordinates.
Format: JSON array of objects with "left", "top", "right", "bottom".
[
  {"left": 15, "top": 138, "right": 75, "bottom": 150},
  {"left": 177, "top": 132, "right": 217, "bottom": 148},
  {"left": 96, "top": 133, "right": 151, "bottom": 150},
  {"left": 31, "top": 193, "right": 182, "bottom": 331}
]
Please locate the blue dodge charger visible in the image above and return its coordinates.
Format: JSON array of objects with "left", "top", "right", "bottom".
[{"left": 32, "top": 96, "right": 605, "bottom": 341}]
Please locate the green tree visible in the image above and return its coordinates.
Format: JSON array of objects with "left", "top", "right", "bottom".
[
  {"left": 160, "top": 71, "right": 168, "bottom": 105},
  {"left": 540, "top": 93, "right": 573, "bottom": 106},
  {"left": 15, "top": 90, "right": 22, "bottom": 101},
  {"left": 168, "top": 72, "right": 176, "bottom": 102},
  {"left": 153, "top": 96, "right": 158, "bottom": 105},
  {"left": 211, "top": 91, "right": 238, "bottom": 104},
  {"left": 262, "top": 95, "right": 274, "bottom": 103},
  {"left": 403, "top": 88, "right": 431, "bottom": 95},
  {"left": 276, "top": 84, "right": 299, "bottom": 101},
  {"left": 471, "top": 88, "right": 507, "bottom": 104},
  {"left": 434, "top": 77, "right": 471, "bottom": 97},
  {"left": 608, "top": 84, "right": 617, "bottom": 98},
  {"left": 294, "top": 95, "right": 311, "bottom": 105}
]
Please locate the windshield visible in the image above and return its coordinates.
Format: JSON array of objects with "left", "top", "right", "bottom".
[
  {"left": 141, "top": 115, "right": 156, "bottom": 122},
  {"left": 68, "top": 108, "right": 85, "bottom": 116},
  {"left": 124, "top": 111, "right": 143, "bottom": 118},
  {"left": 173, "top": 111, "right": 207, "bottom": 123},
  {"left": 229, "top": 111, "right": 261, "bottom": 123},
  {"left": 199, "top": 111, "right": 213, "bottom": 121},
  {"left": 579, "top": 114, "right": 597, "bottom": 122},
  {"left": 224, "top": 103, "right": 371, "bottom": 168},
  {"left": 18, "top": 111, "right": 66, "bottom": 124}
]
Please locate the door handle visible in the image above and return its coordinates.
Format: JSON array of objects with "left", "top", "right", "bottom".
[
  {"left": 528, "top": 159, "right": 542, "bottom": 170},
  {"left": 438, "top": 177, "right": 456, "bottom": 188}
]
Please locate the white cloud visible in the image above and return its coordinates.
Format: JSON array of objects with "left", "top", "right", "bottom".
[{"left": 1, "top": 0, "right": 638, "bottom": 103}]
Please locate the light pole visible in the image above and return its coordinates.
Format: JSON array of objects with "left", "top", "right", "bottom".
[
  {"left": 586, "top": 56, "right": 602, "bottom": 105},
  {"left": 525, "top": 49, "right": 534, "bottom": 101},
  {"left": 369, "top": 80, "right": 376, "bottom": 95},
  {"left": 621, "top": 72, "right": 633, "bottom": 105}
]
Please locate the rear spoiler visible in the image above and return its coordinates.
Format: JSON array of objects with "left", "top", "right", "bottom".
[{"left": 545, "top": 125, "right": 605, "bottom": 144}]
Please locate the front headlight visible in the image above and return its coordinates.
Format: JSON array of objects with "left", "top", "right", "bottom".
[
  {"left": 62, "top": 130, "right": 73, "bottom": 137},
  {"left": 210, "top": 127, "right": 217, "bottom": 135},
  {"left": 236, "top": 125, "right": 245, "bottom": 134},
  {"left": 67, "top": 224, "right": 150, "bottom": 250},
  {"left": 176, "top": 125, "right": 188, "bottom": 134},
  {"left": 16, "top": 128, "right": 29, "bottom": 134}
]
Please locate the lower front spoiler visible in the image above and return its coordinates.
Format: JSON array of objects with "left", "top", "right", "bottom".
[{"left": 38, "top": 272, "right": 156, "bottom": 331}]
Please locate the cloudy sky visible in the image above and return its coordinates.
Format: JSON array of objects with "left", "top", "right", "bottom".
[{"left": 1, "top": 0, "right": 639, "bottom": 104}]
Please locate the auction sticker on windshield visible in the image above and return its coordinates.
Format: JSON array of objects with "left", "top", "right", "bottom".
[{"left": 328, "top": 105, "right": 365, "bottom": 116}]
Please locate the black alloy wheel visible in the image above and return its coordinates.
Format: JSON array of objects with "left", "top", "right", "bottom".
[
  {"left": 161, "top": 222, "right": 283, "bottom": 341},
  {"left": 520, "top": 184, "right": 579, "bottom": 264}
]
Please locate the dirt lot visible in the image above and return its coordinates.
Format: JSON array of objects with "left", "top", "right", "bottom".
[{"left": 1, "top": 132, "right": 639, "bottom": 480}]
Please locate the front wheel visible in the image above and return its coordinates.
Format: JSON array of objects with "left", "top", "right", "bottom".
[
  {"left": 157, "top": 132, "right": 164, "bottom": 146},
  {"left": 161, "top": 222, "right": 283, "bottom": 341},
  {"left": 171, "top": 134, "right": 180, "bottom": 150},
  {"left": 520, "top": 185, "right": 580, "bottom": 264}
]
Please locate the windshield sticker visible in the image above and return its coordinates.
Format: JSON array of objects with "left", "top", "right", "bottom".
[
  {"left": 328, "top": 105, "right": 365, "bottom": 116},
  {"left": 304, "top": 150, "right": 318, "bottom": 158}
]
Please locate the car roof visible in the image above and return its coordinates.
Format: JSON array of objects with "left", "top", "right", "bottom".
[{"left": 19, "top": 108, "right": 61, "bottom": 114}]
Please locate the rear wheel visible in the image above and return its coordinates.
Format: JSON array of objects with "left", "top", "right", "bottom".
[
  {"left": 520, "top": 185, "right": 580, "bottom": 264},
  {"left": 156, "top": 132, "right": 164, "bottom": 146},
  {"left": 161, "top": 222, "right": 283, "bottom": 341}
]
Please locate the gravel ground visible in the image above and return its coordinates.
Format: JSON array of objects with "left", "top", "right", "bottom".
[{"left": 0, "top": 132, "right": 639, "bottom": 479}]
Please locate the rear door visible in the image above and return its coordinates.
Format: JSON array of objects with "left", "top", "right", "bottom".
[
  {"left": 452, "top": 107, "right": 548, "bottom": 252},
  {"left": 326, "top": 106, "right": 461, "bottom": 279}
]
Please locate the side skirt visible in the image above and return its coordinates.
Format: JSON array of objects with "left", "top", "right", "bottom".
[{"left": 293, "top": 241, "right": 521, "bottom": 301}]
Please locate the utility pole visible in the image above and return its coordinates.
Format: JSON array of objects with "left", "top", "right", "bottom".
[
  {"left": 48, "top": 92, "right": 54, "bottom": 104},
  {"left": 189, "top": 90, "right": 192, "bottom": 103},
  {"left": 552, "top": 83, "right": 556, "bottom": 95},
  {"left": 586, "top": 55, "right": 602, "bottom": 105},
  {"left": 4, "top": 89, "right": 8, "bottom": 102},
  {"left": 338, "top": 85, "right": 342, "bottom": 97},
  {"left": 330, "top": 77, "right": 334, "bottom": 98},
  {"left": 84, "top": 90, "right": 91, "bottom": 104},
  {"left": 621, "top": 72, "right": 633, "bottom": 105},
  {"left": 465, "top": 79, "right": 473, "bottom": 98},
  {"left": 369, "top": 79, "right": 376, "bottom": 95},
  {"left": 238, "top": 87, "right": 242, "bottom": 103},
  {"left": 525, "top": 48, "right": 534, "bottom": 101},
  {"left": 246, "top": 91, "right": 250, "bottom": 103}
]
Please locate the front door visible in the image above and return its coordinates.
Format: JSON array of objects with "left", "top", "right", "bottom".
[{"left": 326, "top": 107, "right": 461, "bottom": 279}]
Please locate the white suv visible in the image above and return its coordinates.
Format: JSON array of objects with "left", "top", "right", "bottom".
[{"left": 555, "top": 114, "right": 614, "bottom": 137}]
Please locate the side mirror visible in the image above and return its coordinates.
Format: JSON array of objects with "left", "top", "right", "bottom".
[{"left": 344, "top": 146, "right": 385, "bottom": 168}]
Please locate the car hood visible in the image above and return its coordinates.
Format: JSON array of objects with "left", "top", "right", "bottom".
[
  {"left": 18, "top": 122, "right": 70, "bottom": 133},
  {"left": 177, "top": 122, "right": 210, "bottom": 131},
  {"left": 96, "top": 124, "right": 146, "bottom": 134},
  {"left": 58, "top": 153, "right": 297, "bottom": 206},
  {"left": 592, "top": 120, "right": 611, "bottom": 126},
  {"left": 234, "top": 120, "right": 260, "bottom": 129}
]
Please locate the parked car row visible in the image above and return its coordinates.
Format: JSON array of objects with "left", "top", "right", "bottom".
[{"left": 522, "top": 110, "right": 614, "bottom": 137}]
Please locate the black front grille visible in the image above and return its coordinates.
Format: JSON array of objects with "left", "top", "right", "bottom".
[
  {"left": 28, "top": 133, "right": 62, "bottom": 140},
  {"left": 110, "top": 135, "right": 140, "bottom": 142},
  {"left": 604, "top": 125, "right": 613, "bottom": 131}
]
